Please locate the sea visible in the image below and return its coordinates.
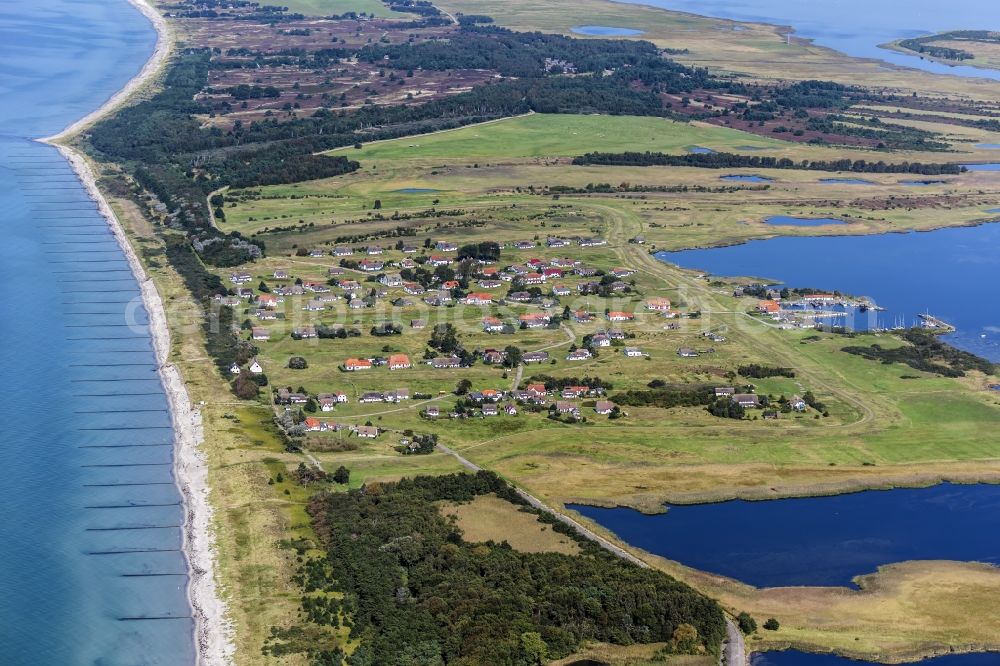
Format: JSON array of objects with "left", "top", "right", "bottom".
[{"left": 0, "top": 1, "right": 196, "bottom": 664}]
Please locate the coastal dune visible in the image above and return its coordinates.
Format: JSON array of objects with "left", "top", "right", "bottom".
[{"left": 41, "top": 1, "right": 235, "bottom": 664}]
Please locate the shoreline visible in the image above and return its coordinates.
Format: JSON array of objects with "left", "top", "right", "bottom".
[{"left": 39, "top": 1, "right": 235, "bottom": 664}]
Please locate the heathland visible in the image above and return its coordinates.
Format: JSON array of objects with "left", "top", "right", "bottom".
[{"left": 85, "top": 0, "right": 1000, "bottom": 664}]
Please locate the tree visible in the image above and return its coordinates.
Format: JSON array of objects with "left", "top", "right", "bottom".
[
  {"left": 288, "top": 356, "right": 308, "bottom": 369},
  {"left": 455, "top": 379, "right": 472, "bottom": 395},
  {"left": 428, "top": 323, "right": 462, "bottom": 354},
  {"left": 503, "top": 345, "right": 523, "bottom": 368},
  {"left": 670, "top": 623, "right": 699, "bottom": 653},
  {"left": 518, "top": 632, "right": 547, "bottom": 665},
  {"left": 737, "top": 612, "right": 757, "bottom": 634},
  {"left": 333, "top": 466, "right": 350, "bottom": 485},
  {"left": 232, "top": 374, "right": 259, "bottom": 400},
  {"left": 373, "top": 199, "right": 382, "bottom": 210},
  {"left": 763, "top": 618, "right": 780, "bottom": 631}
]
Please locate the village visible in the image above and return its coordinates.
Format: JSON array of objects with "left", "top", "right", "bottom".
[{"left": 218, "top": 223, "right": 833, "bottom": 453}]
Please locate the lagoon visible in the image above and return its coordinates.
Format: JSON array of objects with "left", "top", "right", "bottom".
[
  {"left": 752, "top": 650, "right": 1000, "bottom": 666},
  {"left": 0, "top": 0, "right": 196, "bottom": 663},
  {"left": 571, "top": 483, "right": 1000, "bottom": 588},
  {"left": 617, "top": 0, "right": 1000, "bottom": 80},
  {"left": 658, "top": 223, "right": 1000, "bottom": 361}
]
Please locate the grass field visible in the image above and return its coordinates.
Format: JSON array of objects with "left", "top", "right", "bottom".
[
  {"left": 441, "top": 494, "right": 581, "bottom": 555},
  {"left": 331, "top": 113, "right": 789, "bottom": 161},
  {"left": 279, "top": 0, "right": 400, "bottom": 17}
]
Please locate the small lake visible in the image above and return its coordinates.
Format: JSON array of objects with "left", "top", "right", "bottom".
[
  {"left": 752, "top": 650, "right": 1000, "bottom": 666},
  {"left": 658, "top": 223, "right": 1000, "bottom": 361},
  {"left": 395, "top": 187, "right": 439, "bottom": 194},
  {"left": 963, "top": 164, "right": 1000, "bottom": 172},
  {"left": 721, "top": 175, "right": 773, "bottom": 183},
  {"left": 819, "top": 178, "right": 876, "bottom": 185},
  {"left": 765, "top": 216, "right": 846, "bottom": 227},
  {"left": 975, "top": 144, "right": 1000, "bottom": 149},
  {"left": 688, "top": 146, "right": 716, "bottom": 154},
  {"left": 900, "top": 179, "right": 949, "bottom": 186},
  {"left": 615, "top": 0, "right": 1000, "bottom": 80},
  {"left": 571, "top": 25, "right": 643, "bottom": 36},
  {"left": 571, "top": 484, "right": 1000, "bottom": 588}
]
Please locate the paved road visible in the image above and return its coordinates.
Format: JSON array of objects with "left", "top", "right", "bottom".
[
  {"left": 723, "top": 618, "right": 747, "bottom": 666},
  {"left": 436, "top": 442, "right": 748, "bottom": 664}
]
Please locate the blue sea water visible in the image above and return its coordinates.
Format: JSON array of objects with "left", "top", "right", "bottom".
[
  {"left": 571, "top": 25, "right": 644, "bottom": 36},
  {"left": 752, "top": 650, "right": 1000, "bottom": 666},
  {"left": 615, "top": 0, "right": 1000, "bottom": 80},
  {"left": 0, "top": 1, "right": 195, "bottom": 664},
  {"left": 571, "top": 484, "right": 1000, "bottom": 588},
  {"left": 658, "top": 223, "right": 1000, "bottom": 361}
]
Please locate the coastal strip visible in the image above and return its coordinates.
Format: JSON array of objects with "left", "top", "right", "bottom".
[{"left": 39, "top": 1, "right": 235, "bottom": 664}]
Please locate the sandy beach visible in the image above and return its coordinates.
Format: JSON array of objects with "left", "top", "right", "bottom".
[{"left": 40, "top": 1, "right": 235, "bottom": 664}]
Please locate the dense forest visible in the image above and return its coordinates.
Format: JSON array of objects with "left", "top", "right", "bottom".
[
  {"left": 263, "top": 471, "right": 726, "bottom": 665},
  {"left": 572, "top": 151, "right": 966, "bottom": 174}
]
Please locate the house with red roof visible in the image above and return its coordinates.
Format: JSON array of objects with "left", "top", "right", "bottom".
[{"left": 343, "top": 358, "right": 373, "bottom": 371}]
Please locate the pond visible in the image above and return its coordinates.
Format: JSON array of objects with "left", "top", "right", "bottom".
[
  {"left": 657, "top": 223, "right": 1000, "bottom": 361},
  {"left": 963, "top": 164, "right": 1000, "bottom": 172},
  {"left": 571, "top": 25, "right": 644, "bottom": 36},
  {"left": 394, "top": 188, "right": 440, "bottom": 194},
  {"left": 570, "top": 483, "right": 1000, "bottom": 588},
  {"left": 687, "top": 146, "right": 716, "bottom": 154},
  {"left": 975, "top": 144, "right": 1000, "bottom": 149},
  {"left": 764, "top": 216, "right": 846, "bottom": 227},
  {"left": 900, "top": 179, "right": 949, "bottom": 186},
  {"left": 752, "top": 650, "right": 1000, "bottom": 666},
  {"left": 721, "top": 175, "right": 774, "bottom": 183}
]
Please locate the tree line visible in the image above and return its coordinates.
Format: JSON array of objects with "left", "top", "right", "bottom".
[{"left": 572, "top": 151, "right": 967, "bottom": 174}]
